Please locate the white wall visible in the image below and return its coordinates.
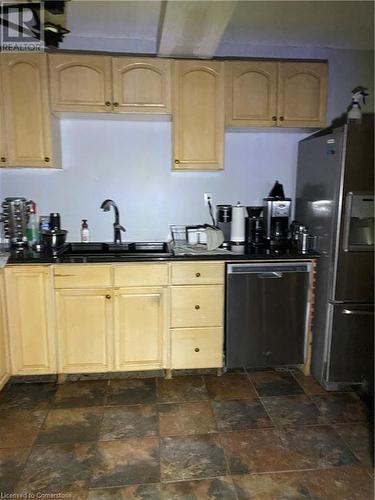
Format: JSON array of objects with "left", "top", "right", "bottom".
[{"left": 1, "top": 45, "right": 373, "bottom": 242}]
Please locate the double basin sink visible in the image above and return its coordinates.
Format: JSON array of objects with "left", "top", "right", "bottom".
[{"left": 58, "top": 242, "right": 172, "bottom": 263}]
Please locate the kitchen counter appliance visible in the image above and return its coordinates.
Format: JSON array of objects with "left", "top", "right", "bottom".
[
  {"left": 226, "top": 261, "right": 312, "bottom": 369},
  {"left": 295, "top": 114, "right": 374, "bottom": 389},
  {"left": 1, "top": 197, "right": 31, "bottom": 247}
]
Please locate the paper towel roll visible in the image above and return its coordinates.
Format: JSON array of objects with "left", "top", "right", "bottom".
[{"left": 230, "top": 203, "right": 246, "bottom": 242}]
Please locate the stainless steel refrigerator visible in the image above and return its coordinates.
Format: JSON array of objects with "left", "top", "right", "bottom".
[{"left": 295, "top": 114, "right": 374, "bottom": 390}]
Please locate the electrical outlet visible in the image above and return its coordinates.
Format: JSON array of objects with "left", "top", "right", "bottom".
[{"left": 204, "top": 192, "right": 212, "bottom": 206}]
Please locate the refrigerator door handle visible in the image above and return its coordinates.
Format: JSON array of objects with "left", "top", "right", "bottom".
[{"left": 341, "top": 308, "right": 374, "bottom": 316}]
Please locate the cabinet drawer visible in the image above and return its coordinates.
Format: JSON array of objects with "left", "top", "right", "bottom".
[
  {"left": 171, "top": 262, "right": 224, "bottom": 285},
  {"left": 171, "top": 286, "right": 223, "bottom": 327},
  {"left": 171, "top": 327, "right": 223, "bottom": 368},
  {"left": 54, "top": 265, "right": 111, "bottom": 288},
  {"left": 114, "top": 264, "right": 168, "bottom": 287}
]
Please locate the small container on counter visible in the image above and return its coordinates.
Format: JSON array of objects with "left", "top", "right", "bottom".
[
  {"left": 49, "top": 212, "right": 61, "bottom": 231},
  {"left": 39, "top": 215, "right": 50, "bottom": 232},
  {"left": 81, "top": 219, "right": 90, "bottom": 243}
]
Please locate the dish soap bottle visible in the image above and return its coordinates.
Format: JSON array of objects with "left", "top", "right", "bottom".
[
  {"left": 81, "top": 219, "right": 90, "bottom": 243},
  {"left": 27, "top": 201, "right": 39, "bottom": 246}
]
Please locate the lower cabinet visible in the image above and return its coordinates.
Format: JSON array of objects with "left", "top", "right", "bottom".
[
  {"left": 114, "top": 287, "right": 167, "bottom": 371},
  {"left": 55, "top": 289, "right": 113, "bottom": 373},
  {"left": 4, "top": 266, "right": 56, "bottom": 374},
  {"left": 171, "top": 327, "right": 223, "bottom": 369}
]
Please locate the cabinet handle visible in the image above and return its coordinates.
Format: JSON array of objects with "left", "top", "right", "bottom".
[
  {"left": 105, "top": 294, "right": 111, "bottom": 299},
  {"left": 174, "top": 159, "right": 180, "bottom": 164},
  {"left": 194, "top": 347, "right": 200, "bottom": 352},
  {"left": 44, "top": 157, "right": 50, "bottom": 162},
  {"left": 0, "top": 157, "right": 6, "bottom": 162},
  {"left": 195, "top": 304, "right": 200, "bottom": 310},
  {"left": 272, "top": 116, "right": 277, "bottom": 121},
  {"left": 113, "top": 102, "right": 119, "bottom": 107},
  {"left": 195, "top": 272, "right": 201, "bottom": 277},
  {"left": 105, "top": 101, "right": 111, "bottom": 107},
  {"left": 279, "top": 116, "right": 284, "bottom": 121}
]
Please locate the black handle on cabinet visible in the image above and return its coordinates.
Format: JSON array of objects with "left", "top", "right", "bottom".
[
  {"left": 272, "top": 116, "right": 277, "bottom": 121},
  {"left": 105, "top": 101, "right": 111, "bottom": 107},
  {"left": 194, "top": 347, "right": 200, "bottom": 352},
  {"left": 279, "top": 116, "right": 285, "bottom": 121},
  {"left": 105, "top": 294, "right": 111, "bottom": 299},
  {"left": 44, "top": 157, "right": 50, "bottom": 162},
  {"left": 174, "top": 159, "right": 180, "bottom": 165},
  {"left": 113, "top": 102, "right": 119, "bottom": 107},
  {"left": 195, "top": 272, "right": 201, "bottom": 277},
  {"left": 0, "top": 157, "right": 6, "bottom": 162},
  {"left": 195, "top": 304, "right": 200, "bottom": 310}
]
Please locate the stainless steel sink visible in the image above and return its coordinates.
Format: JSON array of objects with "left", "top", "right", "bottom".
[{"left": 59, "top": 242, "right": 172, "bottom": 262}]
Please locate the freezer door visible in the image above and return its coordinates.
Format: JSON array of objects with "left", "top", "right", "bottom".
[
  {"left": 327, "top": 303, "right": 374, "bottom": 384},
  {"left": 226, "top": 266, "right": 310, "bottom": 369}
]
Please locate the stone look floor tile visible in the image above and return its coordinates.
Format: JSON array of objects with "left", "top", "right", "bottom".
[
  {"left": 204, "top": 374, "right": 257, "bottom": 401},
  {"left": 36, "top": 407, "right": 103, "bottom": 444},
  {"left": 261, "top": 395, "right": 325, "bottom": 426},
  {"left": 106, "top": 379, "right": 156, "bottom": 406},
  {"left": 0, "top": 409, "right": 46, "bottom": 448},
  {"left": 333, "top": 423, "right": 373, "bottom": 466},
  {"left": 162, "top": 476, "right": 237, "bottom": 499},
  {"left": 290, "top": 371, "right": 327, "bottom": 395},
  {"left": 90, "top": 437, "right": 160, "bottom": 488},
  {"left": 0, "top": 383, "right": 56, "bottom": 410},
  {"left": 279, "top": 424, "right": 359, "bottom": 469},
  {"left": 157, "top": 376, "right": 208, "bottom": 403},
  {"left": 310, "top": 392, "right": 368, "bottom": 424},
  {"left": 232, "top": 472, "right": 311, "bottom": 500},
  {"left": 51, "top": 381, "right": 108, "bottom": 408},
  {"left": 100, "top": 405, "right": 158, "bottom": 440},
  {"left": 250, "top": 371, "right": 304, "bottom": 397},
  {"left": 0, "top": 448, "right": 30, "bottom": 494},
  {"left": 159, "top": 401, "right": 217, "bottom": 436},
  {"left": 160, "top": 435, "right": 227, "bottom": 481},
  {"left": 211, "top": 399, "right": 273, "bottom": 431},
  {"left": 220, "top": 428, "right": 296, "bottom": 474},
  {"left": 302, "top": 466, "right": 374, "bottom": 500},
  {"left": 88, "top": 484, "right": 161, "bottom": 499},
  {"left": 16, "top": 442, "right": 97, "bottom": 494}
]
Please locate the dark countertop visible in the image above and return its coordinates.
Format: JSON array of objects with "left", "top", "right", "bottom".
[{"left": 5, "top": 243, "right": 319, "bottom": 265}]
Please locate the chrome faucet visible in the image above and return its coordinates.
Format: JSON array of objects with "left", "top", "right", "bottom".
[{"left": 100, "top": 199, "right": 126, "bottom": 244}]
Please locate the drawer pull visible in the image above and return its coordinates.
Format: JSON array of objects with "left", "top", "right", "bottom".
[
  {"left": 195, "top": 272, "right": 201, "bottom": 277},
  {"left": 194, "top": 347, "right": 200, "bottom": 352},
  {"left": 195, "top": 304, "right": 200, "bottom": 310},
  {"left": 105, "top": 294, "right": 111, "bottom": 299}
]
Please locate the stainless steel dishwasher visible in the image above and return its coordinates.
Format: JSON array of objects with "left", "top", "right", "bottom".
[{"left": 226, "top": 262, "right": 312, "bottom": 369}]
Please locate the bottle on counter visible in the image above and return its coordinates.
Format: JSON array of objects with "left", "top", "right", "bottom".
[
  {"left": 27, "top": 201, "right": 39, "bottom": 246},
  {"left": 81, "top": 219, "right": 90, "bottom": 243}
]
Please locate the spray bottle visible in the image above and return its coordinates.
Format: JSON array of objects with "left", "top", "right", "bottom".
[{"left": 347, "top": 86, "right": 369, "bottom": 122}]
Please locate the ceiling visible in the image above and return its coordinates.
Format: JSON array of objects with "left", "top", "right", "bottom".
[{"left": 60, "top": 0, "right": 375, "bottom": 56}]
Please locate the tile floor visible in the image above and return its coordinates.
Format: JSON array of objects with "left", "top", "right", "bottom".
[{"left": 0, "top": 369, "right": 373, "bottom": 499}]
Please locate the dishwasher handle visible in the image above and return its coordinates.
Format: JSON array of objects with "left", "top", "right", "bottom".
[{"left": 257, "top": 272, "right": 283, "bottom": 279}]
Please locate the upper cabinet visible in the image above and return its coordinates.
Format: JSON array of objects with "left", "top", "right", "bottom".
[
  {"left": 1, "top": 53, "right": 56, "bottom": 167},
  {"left": 49, "top": 54, "right": 172, "bottom": 114},
  {"left": 49, "top": 54, "right": 113, "bottom": 112},
  {"left": 277, "top": 62, "right": 328, "bottom": 128},
  {"left": 112, "top": 57, "right": 171, "bottom": 113},
  {"left": 173, "top": 60, "right": 224, "bottom": 170},
  {"left": 225, "top": 61, "right": 278, "bottom": 127},
  {"left": 225, "top": 60, "right": 327, "bottom": 129}
]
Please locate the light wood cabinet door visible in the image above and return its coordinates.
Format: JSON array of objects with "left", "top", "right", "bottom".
[
  {"left": 5, "top": 266, "right": 56, "bottom": 375},
  {"left": 173, "top": 60, "right": 224, "bottom": 170},
  {"left": 277, "top": 62, "right": 328, "bottom": 128},
  {"left": 112, "top": 57, "right": 171, "bottom": 113},
  {"left": 49, "top": 54, "right": 113, "bottom": 112},
  {"left": 0, "top": 272, "right": 10, "bottom": 389},
  {"left": 225, "top": 61, "right": 278, "bottom": 127},
  {"left": 1, "top": 54, "right": 53, "bottom": 167},
  {"left": 171, "top": 285, "right": 224, "bottom": 328},
  {"left": 114, "top": 287, "right": 166, "bottom": 371},
  {"left": 56, "top": 289, "right": 113, "bottom": 373},
  {"left": 171, "top": 327, "right": 223, "bottom": 369}
]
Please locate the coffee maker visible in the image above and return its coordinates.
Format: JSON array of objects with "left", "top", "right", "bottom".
[
  {"left": 263, "top": 197, "right": 291, "bottom": 246},
  {"left": 216, "top": 205, "right": 232, "bottom": 247}
]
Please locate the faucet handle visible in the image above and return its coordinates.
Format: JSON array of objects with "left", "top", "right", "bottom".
[{"left": 114, "top": 223, "right": 126, "bottom": 232}]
